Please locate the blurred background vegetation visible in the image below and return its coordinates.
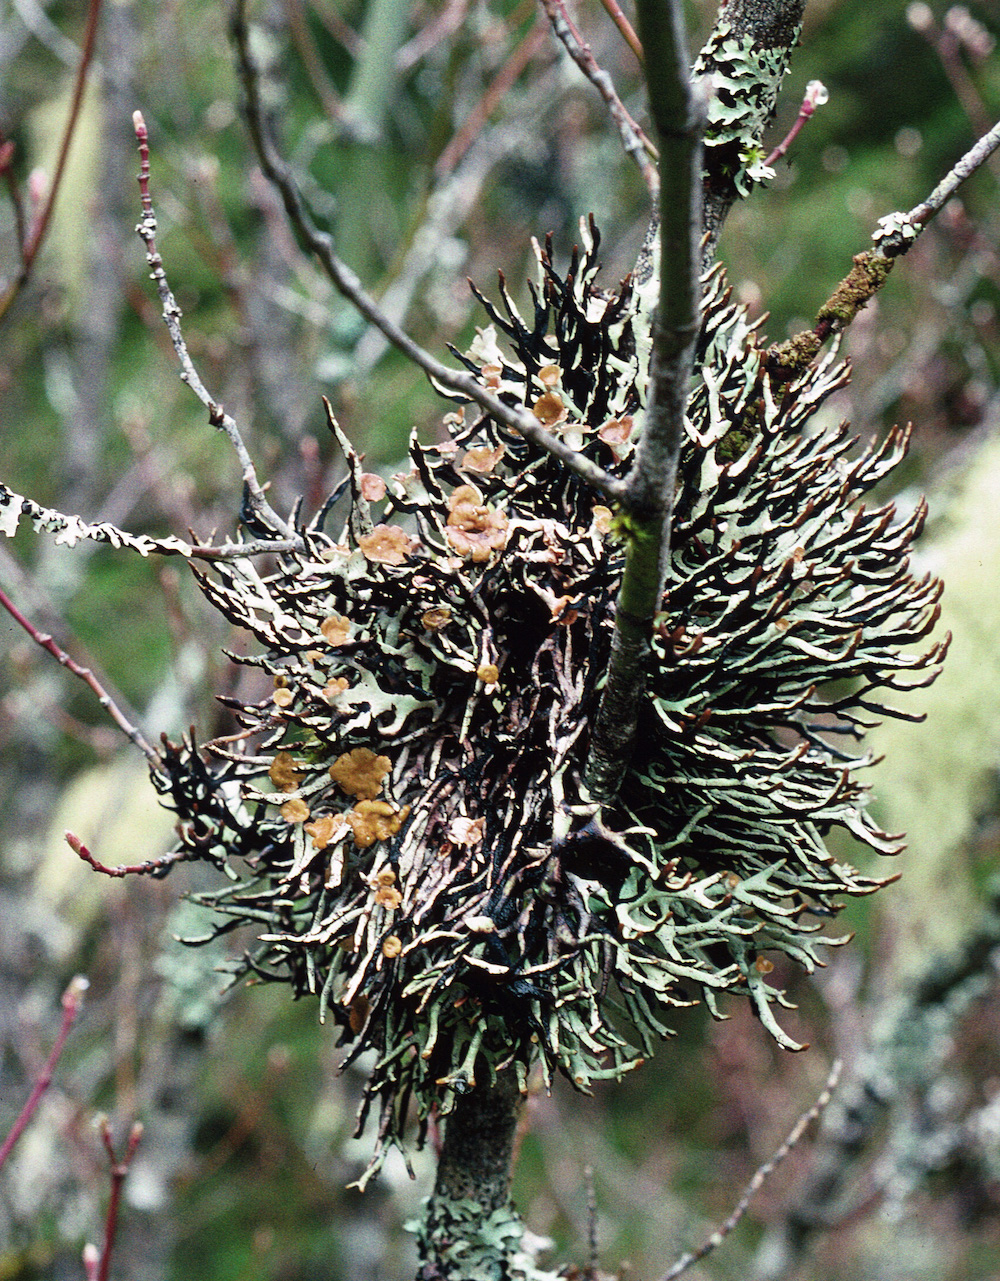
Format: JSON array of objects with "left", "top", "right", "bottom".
[{"left": 1, "top": 1, "right": 1000, "bottom": 1278}]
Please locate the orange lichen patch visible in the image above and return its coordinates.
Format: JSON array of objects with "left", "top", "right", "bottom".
[
  {"left": 347, "top": 800, "right": 411, "bottom": 849},
  {"left": 460, "top": 444, "right": 505, "bottom": 475},
  {"left": 360, "top": 472, "right": 387, "bottom": 501},
  {"left": 448, "top": 816, "right": 485, "bottom": 847},
  {"left": 304, "top": 649, "right": 324, "bottom": 665},
  {"left": 532, "top": 390, "right": 567, "bottom": 426},
  {"left": 272, "top": 687, "right": 295, "bottom": 709},
  {"left": 382, "top": 935, "right": 402, "bottom": 958},
  {"left": 330, "top": 747, "right": 391, "bottom": 799},
  {"left": 321, "top": 614, "right": 351, "bottom": 646},
  {"left": 375, "top": 884, "right": 403, "bottom": 909},
  {"left": 591, "top": 505, "right": 613, "bottom": 535},
  {"left": 358, "top": 524, "right": 413, "bottom": 566},
  {"left": 446, "top": 485, "right": 509, "bottom": 562},
  {"left": 754, "top": 957, "right": 774, "bottom": 974},
  {"left": 421, "top": 606, "right": 452, "bottom": 631},
  {"left": 477, "top": 663, "right": 499, "bottom": 685},
  {"left": 480, "top": 363, "right": 502, "bottom": 389},
  {"left": 322, "top": 677, "right": 350, "bottom": 702},
  {"left": 304, "top": 812, "right": 350, "bottom": 850},
  {"left": 269, "top": 751, "right": 302, "bottom": 792},
  {"left": 281, "top": 798, "right": 310, "bottom": 823},
  {"left": 537, "top": 363, "right": 561, "bottom": 388},
  {"left": 375, "top": 868, "right": 397, "bottom": 886},
  {"left": 598, "top": 416, "right": 633, "bottom": 451},
  {"left": 443, "top": 407, "right": 465, "bottom": 429}
]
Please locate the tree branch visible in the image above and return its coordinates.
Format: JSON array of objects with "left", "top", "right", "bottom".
[
  {"left": 693, "top": 0, "right": 806, "bottom": 269},
  {"left": 229, "top": 0, "right": 626, "bottom": 506},
  {"left": 584, "top": 0, "right": 703, "bottom": 802}
]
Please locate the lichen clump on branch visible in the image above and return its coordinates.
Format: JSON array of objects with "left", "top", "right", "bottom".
[{"left": 153, "top": 220, "right": 943, "bottom": 1177}]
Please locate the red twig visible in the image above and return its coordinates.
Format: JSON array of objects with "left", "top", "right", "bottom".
[
  {"left": 66, "top": 830, "right": 183, "bottom": 879},
  {"left": 0, "top": 132, "right": 27, "bottom": 252},
  {"left": 598, "top": 0, "right": 644, "bottom": 64},
  {"left": 0, "top": 0, "right": 105, "bottom": 324},
  {"left": 0, "top": 976, "right": 89, "bottom": 1171},
  {"left": 86, "top": 1119, "right": 144, "bottom": 1281},
  {"left": 764, "top": 80, "right": 828, "bottom": 168},
  {"left": 0, "top": 583, "right": 162, "bottom": 768}
]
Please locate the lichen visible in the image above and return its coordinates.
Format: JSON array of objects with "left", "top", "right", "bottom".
[{"left": 112, "top": 217, "right": 940, "bottom": 1179}]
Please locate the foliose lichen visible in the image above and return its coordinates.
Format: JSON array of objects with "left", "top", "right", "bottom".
[{"left": 7, "top": 217, "right": 941, "bottom": 1180}]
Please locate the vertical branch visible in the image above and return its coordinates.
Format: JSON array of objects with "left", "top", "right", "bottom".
[
  {"left": 417, "top": 1074, "right": 525, "bottom": 1279},
  {"left": 585, "top": 0, "right": 703, "bottom": 802}
]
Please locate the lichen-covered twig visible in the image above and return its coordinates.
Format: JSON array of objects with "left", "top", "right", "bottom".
[
  {"left": 662, "top": 1060, "right": 842, "bottom": 1280},
  {"left": 539, "top": 0, "right": 659, "bottom": 196},
  {"left": 0, "top": 977, "right": 89, "bottom": 1172},
  {"left": 767, "top": 116, "right": 1000, "bottom": 379},
  {"left": 584, "top": 0, "right": 703, "bottom": 801},
  {"left": 132, "top": 111, "right": 293, "bottom": 539},
  {"left": 230, "top": 0, "right": 626, "bottom": 506},
  {"left": 0, "top": 581, "right": 163, "bottom": 769}
]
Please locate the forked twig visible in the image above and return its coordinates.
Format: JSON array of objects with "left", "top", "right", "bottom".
[
  {"left": 764, "top": 80, "right": 828, "bottom": 168},
  {"left": 0, "top": 977, "right": 89, "bottom": 1172},
  {"left": 83, "top": 1120, "right": 144, "bottom": 1281},
  {"left": 0, "top": 582, "right": 162, "bottom": 769},
  {"left": 660, "top": 1060, "right": 843, "bottom": 1280},
  {"left": 229, "top": 0, "right": 626, "bottom": 505}
]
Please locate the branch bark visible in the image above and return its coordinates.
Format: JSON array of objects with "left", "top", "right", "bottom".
[{"left": 584, "top": 0, "right": 703, "bottom": 802}]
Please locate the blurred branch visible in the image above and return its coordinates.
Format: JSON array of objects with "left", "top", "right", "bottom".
[
  {"left": 539, "top": 0, "right": 659, "bottom": 196},
  {"left": 0, "top": 582, "right": 163, "bottom": 769},
  {"left": 752, "top": 882, "right": 1000, "bottom": 1280},
  {"left": 230, "top": 0, "right": 627, "bottom": 504},
  {"left": 435, "top": 18, "right": 550, "bottom": 179},
  {"left": 84, "top": 1119, "right": 144, "bottom": 1281},
  {"left": 662, "top": 1060, "right": 842, "bottom": 1280},
  {"left": 597, "top": 0, "right": 643, "bottom": 65},
  {"left": 585, "top": 0, "right": 703, "bottom": 801},
  {"left": 0, "top": 977, "right": 89, "bottom": 1171},
  {"left": 131, "top": 111, "right": 293, "bottom": 540},
  {"left": 341, "top": 0, "right": 411, "bottom": 141},
  {"left": 0, "top": 0, "right": 104, "bottom": 325}
]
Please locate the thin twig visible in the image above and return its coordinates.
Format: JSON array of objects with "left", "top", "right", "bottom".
[
  {"left": 0, "top": 977, "right": 89, "bottom": 1172},
  {"left": 764, "top": 80, "right": 828, "bottom": 169},
  {"left": 584, "top": 0, "right": 704, "bottom": 801},
  {"left": 91, "top": 1119, "right": 144, "bottom": 1281},
  {"left": 229, "top": 0, "right": 626, "bottom": 505},
  {"left": 0, "top": 0, "right": 104, "bottom": 324},
  {"left": 539, "top": 0, "right": 659, "bottom": 196},
  {"left": 66, "top": 831, "right": 184, "bottom": 879},
  {"left": 0, "top": 582, "right": 163, "bottom": 769},
  {"left": 597, "top": 0, "right": 643, "bottom": 64},
  {"left": 895, "top": 116, "right": 1000, "bottom": 238},
  {"left": 661, "top": 1060, "right": 843, "bottom": 1281},
  {"left": 131, "top": 111, "right": 293, "bottom": 538}
]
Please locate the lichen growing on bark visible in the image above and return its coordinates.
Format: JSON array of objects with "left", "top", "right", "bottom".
[{"left": 39, "top": 217, "right": 939, "bottom": 1180}]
